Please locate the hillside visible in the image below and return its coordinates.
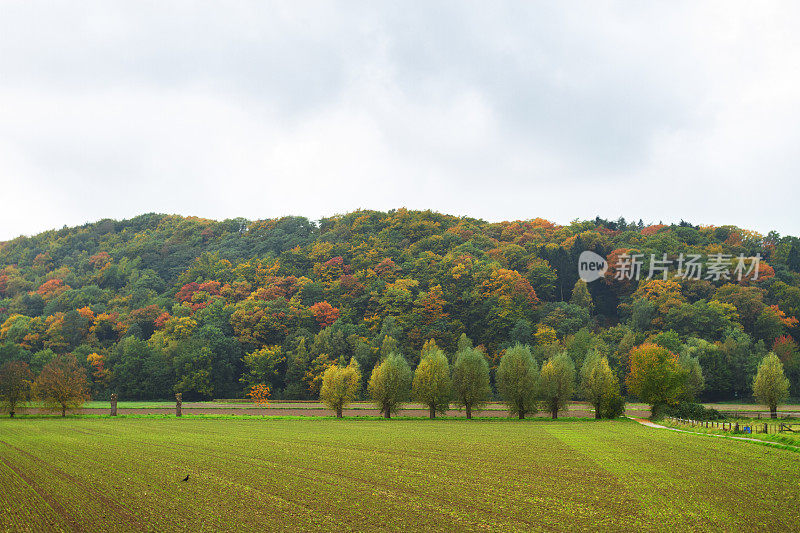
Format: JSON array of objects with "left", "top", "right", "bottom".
[{"left": 1, "top": 209, "right": 799, "bottom": 401}]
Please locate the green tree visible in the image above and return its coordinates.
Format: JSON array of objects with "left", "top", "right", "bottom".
[
  {"left": 570, "top": 279, "right": 593, "bottom": 311},
  {"left": 173, "top": 345, "right": 214, "bottom": 400},
  {"left": 412, "top": 340, "right": 451, "bottom": 418},
  {"left": 380, "top": 335, "right": 399, "bottom": 358},
  {"left": 451, "top": 347, "right": 491, "bottom": 419},
  {"left": 367, "top": 353, "right": 412, "bottom": 419},
  {"left": 30, "top": 349, "right": 56, "bottom": 374},
  {"left": 496, "top": 344, "right": 539, "bottom": 419},
  {"left": 678, "top": 351, "right": 704, "bottom": 401},
  {"left": 285, "top": 337, "right": 310, "bottom": 399},
  {"left": 580, "top": 353, "right": 622, "bottom": 419},
  {"left": 539, "top": 353, "right": 575, "bottom": 419},
  {"left": 0, "top": 361, "right": 33, "bottom": 417},
  {"left": 35, "top": 354, "right": 91, "bottom": 417},
  {"left": 240, "top": 345, "right": 284, "bottom": 391},
  {"left": 508, "top": 319, "right": 534, "bottom": 348},
  {"left": 753, "top": 352, "right": 789, "bottom": 418},
  {"left": 320, "top": 359, "right": 361, "bottom": 418},
  {"left": 456, "top": 333, "right": 473, "bottom": 353}
]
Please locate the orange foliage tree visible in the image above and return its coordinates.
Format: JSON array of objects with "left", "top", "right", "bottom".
[
  {"left": 35, "top": 354, "right": 91, "bottom": 417},
  {"left": 626, "top": 343, "right": 686, "bottom": 413},
  {"left": 247, "top": 383, "right": 271, "bottom": 407},
  {"left": 36, "top": 279, "right": 71, "bottom": 299},
  {"left": 310, "top": 301, "right": 340, "bottom": 328}
]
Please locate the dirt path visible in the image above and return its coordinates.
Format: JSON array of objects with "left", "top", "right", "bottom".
[
  {"left": 629, "top": 417, "right": 800, "bottom": 450},
  {"left": 21, "top": 406, "right": 652, "bottom": 418}
]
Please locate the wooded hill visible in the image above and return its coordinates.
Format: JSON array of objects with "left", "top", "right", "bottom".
[{"left": 1, "top": 209, "right": 798, "bottom": 401}]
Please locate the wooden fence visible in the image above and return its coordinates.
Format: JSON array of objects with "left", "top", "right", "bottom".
[{"left": 665, "top": 416, "right": 799, "bottom": 435}]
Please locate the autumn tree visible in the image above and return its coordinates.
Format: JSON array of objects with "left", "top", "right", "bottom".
[
  {"left": 367, "top": 353, "right": 412, "bottom": 419},
  {"left": 534, "top": 324, "right": 558, "bottom": 346},
  {"left": 626, "top": 344, "right": 687, "bottom": 417},
  {"left": 0, "top": 361, "right": 33, "bottom": 417},
  {"left": 320, "top": 359, "right": 361, "bottom": 418},
  {"left": 539, "top": 353, "right": 575, "bottom": 419},
  {"left": 86, "top": 352, "right": 111, "bottom": 393},
  {"left": 35, "top": 355, "right": 91, "bottom": 417},
  {"left": 409, "top": 285, "right": 454, "bottom": 350},
  {"left": 412, "top": 340, "right": 452, "bottom": 419},
  {"left": 247, "top": 383, "right": 271, "bottom": 407},
  {"left": 496, "top": 344, "right": 539, "bottom": 419},
  {"left": 451, "top": 346, "right": 491, "bottom": 419},
  {"left": 753, "top": 352, "right": 789, "bottom": 418},
  {"left": 309, "top": 301, "right": 340, "bottom": 329}
]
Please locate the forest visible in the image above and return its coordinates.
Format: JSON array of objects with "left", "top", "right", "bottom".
[{"left": 0, "top": 209, "right": 798, "bottom": 402}]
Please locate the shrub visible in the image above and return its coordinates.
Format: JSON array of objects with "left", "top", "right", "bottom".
[{"left": 662, "top": 402, "right": 723, "bottom": 421}]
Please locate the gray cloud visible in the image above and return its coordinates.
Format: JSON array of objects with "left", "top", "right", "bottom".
[{"left": 1, "top": 1, "right": 799, "bottom": 240}]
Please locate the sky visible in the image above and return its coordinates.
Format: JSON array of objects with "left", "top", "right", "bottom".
[{"left": 1, "top": 1, "right": 799, "bottom": 240}]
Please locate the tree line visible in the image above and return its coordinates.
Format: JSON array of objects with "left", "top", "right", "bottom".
[
  {"left": 3, "top": 335, "right": 789, "bottom": 419},
  {"left": 0, "top": 210, "right": 799, "bottom": 405}
]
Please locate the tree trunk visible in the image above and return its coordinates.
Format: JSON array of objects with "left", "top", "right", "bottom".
[
  {"left": 61, "top": 406, "right": 66, "bottom": 417},
  {"left": 594, "top": 403, "right": 601, "bottom": 419},
  {"left": 552, "top": 408, "right": 558, "bottom": 420},
  {"left": 336, "top": 407, "right": 343, "bottom": 418},
  {"left": 9, "top": 410, "right": 14, "bottom": 418},
  {"left": 384, "top": 409, "right": 390, "bottom": 419},
  {"left": 771, "top": 406, "right": 777, "bottom": 419},
  {"left": 465, "top": 405, "right": 472, "bottom": 420},
  {"left": 429, "top": 405, "right": 435, "bottom": 419},
  {"left": 518, "top": 411, "right": 524, "bottom": 420}
]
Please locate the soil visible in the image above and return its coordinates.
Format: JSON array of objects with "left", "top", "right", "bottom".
[{"left": 20, "top": 406, "right": 652, "bottom": 418}]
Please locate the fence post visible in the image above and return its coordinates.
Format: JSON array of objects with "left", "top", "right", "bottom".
[
  {"left": 763, "top": 423, "right": 768, "bottom": 434},
  {"left": 734, "top": 422, "right": 739, "bottom": 433},
  {"left": 175, "top": 393, "right": 182, "bottom": 417},
  {"left": 110, "top": 393, "right": 117, "bottom": 416}
]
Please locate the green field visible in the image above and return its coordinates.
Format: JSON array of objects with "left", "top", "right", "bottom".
[{"left": 1, "top": 418, "right": 797, "bottom": 532}]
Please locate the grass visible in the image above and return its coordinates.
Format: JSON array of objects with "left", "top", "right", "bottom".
[
  {"left": 660, "top": 417, "right": 800, "bottom": 451},
  {"left": 1, "top": 418, "right": 798, "bottom": 531}
]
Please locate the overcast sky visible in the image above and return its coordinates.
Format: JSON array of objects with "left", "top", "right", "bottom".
[{"left": 1, "top": 2, "right": 799, "bottom": 240}]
